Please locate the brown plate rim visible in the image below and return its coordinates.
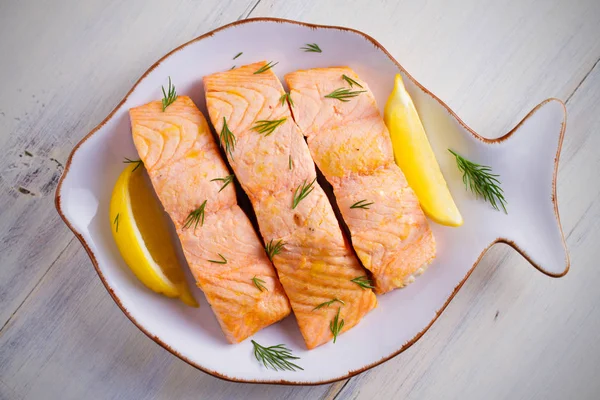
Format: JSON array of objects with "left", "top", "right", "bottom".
[{"left": 54, "top": 17, "right": 569, "bottom": 385}]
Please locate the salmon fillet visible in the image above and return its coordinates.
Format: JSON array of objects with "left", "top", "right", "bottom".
[
  {"left": 204, "top": 62, "right": 377, "bottom": 349},
  {"left": 129, "top": 96, "right": 291, "bottom": 343},
  {"left": 285, "top": 67, "right": 436, "bottom": 294}
]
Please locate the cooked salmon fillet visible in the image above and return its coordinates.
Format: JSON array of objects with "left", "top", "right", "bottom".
[
  {"left": 129, "top": 96, "right": 291, "bottom": 343},
  {"left": 204, "top": 62, "right": 377, "bottom": 349},
  {"left": 285, "top": 67, "right": 436, "bottom": 294}
]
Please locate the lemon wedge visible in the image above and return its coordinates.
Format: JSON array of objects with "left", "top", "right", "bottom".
[
  {"left": 384, "top": 74, "right": 463, "bottom": 227},
  {"left": 109, "top": 162, "right": 198, "bottom": 306}
]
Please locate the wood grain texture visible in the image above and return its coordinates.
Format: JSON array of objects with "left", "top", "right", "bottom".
[
  {"left": 332, "top": 61, "right": 600, "bottom": 400},
  {"left": 0, "top": 242, "right": 331, "bottom": 400},
  {"left": 0, "top": 0, "right": 258, "bottom": 329},
  {"left": 1, "top": 0, "right": 599, "bottom": 398},
  {"left": 252, "top": 0, "right": 600, "bottom": 136}
]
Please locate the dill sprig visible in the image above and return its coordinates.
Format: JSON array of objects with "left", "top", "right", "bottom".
[
  {"left": 183, "top": 200, "right": 207, "bottom": 230},
  {"left": 208, "top": 253, "right": 227, "bottom": 264},
  {"left": 230, "top": 65, "right": 236, "bottom": 70},
  {"left": 233, "top": 52, "right": 243, "bottom": 60},
  {"left": 342, "top": 74, "right": 363, "bottom": 88},
  {"left": 254, "top": 61, "right": 278, "bottom": 74},
  {"left": 161, "top": 77, "right": 177, "bottom": 111},
  {"left": 448, "top": 149, "right": 507, "bottom": 213},
  {"left": 252, "top": 118, "right": 287, "bottom": 136},
  {"left": 251, "top": 340, "right": 303, "bottom": 371},
  {"left": 219, "top": 117, "right": 236, "bottom": 158},
  {"left": 292, "top": 178, "right": 316, "bottom": 209},
  {"left": 123, "top": 158, "right": 143, "bottom": 172},
  {"left": 279, "top": 92, "right": 294, "bottom": 107},
  {"left": 313, "top": 298, "right": 345, "bottom": 311},
  {"left": 350, "top": 199, "right": 373, "bottom": 209},
  {"left": 301, "top": 43, "right": 322, "bottom": 53},
  {"left": 265, "top": 239, "right": 285, "bottom": 261},
  {"left": 324, "top": 87, "right": 366, "bottom": 102},
  {"left": 350, "top": 276, "right": 374, "bottom": 290},
  {"left": 289, "top": 155, "right": 293, "bottom": 170},
  {"left": 210, "top": 174, "right": 234, "bottom": 192},
  {"left": 330, "top": 308, "right": 345, "bottom": 343},
  {"left": 113, "top": 213, "right": 119, "bottom": 232},
  {"left": 252, "top": 276, "right": 268, "bottom": 292}
]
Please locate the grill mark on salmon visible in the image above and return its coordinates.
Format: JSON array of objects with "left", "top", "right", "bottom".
[
  {"left": 204, "top": 62, "right": 377, "bottom": 349},
  {"left": 129, "top": 96, "right": 291, "bottom": 343},
  {"left": 285, "top": 67, "right": 436, "bottom": 294}
]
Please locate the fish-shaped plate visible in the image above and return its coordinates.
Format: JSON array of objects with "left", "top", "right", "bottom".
[{"left": 55, "top": 18, "right": 569, "bottom": 385}]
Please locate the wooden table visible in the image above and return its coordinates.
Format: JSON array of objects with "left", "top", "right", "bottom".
[{"left": 1, "top": 1, "right": 599, "bottom": 399}]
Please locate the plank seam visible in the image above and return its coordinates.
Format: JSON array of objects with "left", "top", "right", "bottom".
[
  {"left": 565, "top": 56, "right": 600, "bottom": 105},
  {"left": 331, "top": 379, "right": 351, "bottom": 400},
  {"left": 566, "top": 201, "right": 595, "bottom": 239},
  {"left": 0, "top": 237, "right": 75, "bottom": 334},
  {"left": 239, "top": 0, "right": 263, "bottom": 20}
]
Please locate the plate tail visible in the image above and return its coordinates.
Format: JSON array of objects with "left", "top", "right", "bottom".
[{"left": 495, "top": 98, "right": 569, "bottom": 276}]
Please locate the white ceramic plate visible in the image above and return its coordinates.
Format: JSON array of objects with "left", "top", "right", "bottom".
[{"left": 55, "top": 18, "right": 569, "bottom": 385}]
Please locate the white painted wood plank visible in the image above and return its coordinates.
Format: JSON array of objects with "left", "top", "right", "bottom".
[
  {"left": 251, "top": 0, "right": 600, "bottom": 137},
  {"left": 248, "top": 1, "right": 600, "bottom": 397},
  {"left": 0, "top": 241, "right": 333, "bottom": 400},
  {"left": 1, "top": 0, "right": 599, "bottom": 398},
  {"left": 0, "top": 1, "right": 333, "bottom": 398},
  {"left": 0, "top": 0, "right": 257, "bottom": 328},
  {"left": 332, "top": 60, "right": 600, "bottom": 400}
]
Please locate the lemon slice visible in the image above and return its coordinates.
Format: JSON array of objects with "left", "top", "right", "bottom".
[
  {"left": 109, "top": 163, "right": 198, "bottom": 306},
  {"left": 384, "top": 74, "right": 463, "bottom": 227}
]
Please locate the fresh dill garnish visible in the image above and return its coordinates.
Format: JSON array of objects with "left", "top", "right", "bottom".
[
  {"left": 113, "top": 213, "right": 119, "bottom": 232},
  {"left": 292, "top": 178, "right": 316, "bottom": 209},
  {"left": 279, "top": 92, "right": 294, "bottom": 107},
  {"left": 208, "top": 253, "right": 227, "bottom": 264},
  {"left": 448, "top": 149, "right": 507, "bottom": 213},
  {"left": 301, "top": 43, "right": 322, "bottom": 53},
  {"left": 219, "top": 117, "right": 236, "bottom": 158},
  {"left": 289, "top": 155, "right": 293, "bottom": 170},
  {"left": 313, "top": 298, "right": 345, "bottom": 311},
  {"left": 251, "top": 340, "right": 303, "bottom": 372},
  {"left": 254, "top": 61, "right": 278, "bottom": 74},
  {"left": 342, "top": 74, "right": 363, "bottom": 88},
  {"left": 233, "top": 52, "right": 243, "bottom": 60},
  {"left": 265, "top": 239, "right": 285, "bottom": 261},
  {"left": 350, "top": 199, "right": 374, "bottom": 209},
  {"left": 330, "top": 308, "right": 344, "bottom": 343},
  {"left": 210, "top": 174, "right": 234, "bottom": 192},
  {"left": 252, "top": 118, "right": 287, "bottom": 136},
  {"left": 252, "top": 276, "right": 268, "bottom": 292},
  {"left": 230, "top": 65, "right": 236, "bottom": 70},
  {"left": 123, "top": 158, "right": 143, "bottom": 172},
  {"left": 350, "top": 276, "right": 374, "bottom": 290},
  {"left": 324, "top": 87, "right": 366, "bottom": 102},
  {"left": 183, "top": 200, "right": 207, "bottom": 230},
  {"left": 161, "top": 77, "right": 177, "bottom": 111}
]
